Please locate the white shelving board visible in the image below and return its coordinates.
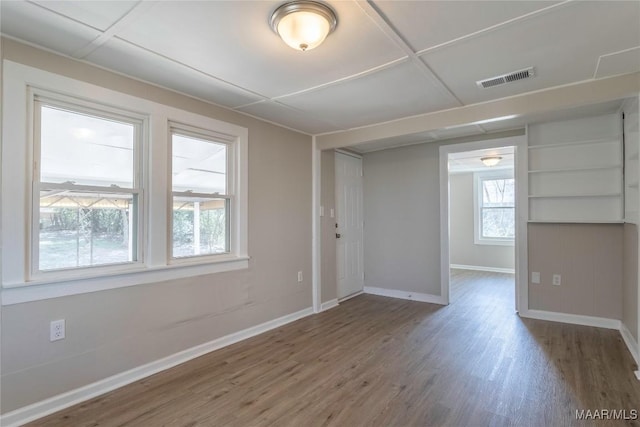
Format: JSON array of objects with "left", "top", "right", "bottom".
[
  {"left": 623, "top": 96, "right": 640, "bottom": 224},
  {"left": 528, "top": 113, "right": 623, "bottom": 222}
]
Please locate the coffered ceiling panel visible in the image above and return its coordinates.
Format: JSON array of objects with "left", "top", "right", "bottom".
[
  {"left": 237, "top": 101, "right": 341, "bottom": 135},
  {"left": 115, "top": 1, "right": 405, "bottom": 98},
  {"left": 595, "top": 47, "right": 640, "bottom": 79},
  {"left": 86, "top": 38, "right": 263, "bottom": 109},
  {"left": 1, "top": 0, "right": 637, "bottom": 140},
  {"left": 372, "top": 0, "right": 558, "bottom": 53},
  {"left": 1, "top": 1, "right": 101, "bottom": 56},
  {"left": 278, "top": 61, "right": 459, "bottom": 129},
  {"left": 421, "top": 0, "right": 640, "bottom": 105},
  {"left": 30, "top": 0, "right": 138, "bottom": 31}
]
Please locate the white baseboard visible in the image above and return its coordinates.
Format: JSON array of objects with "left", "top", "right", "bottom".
[
  {"left": 620, "top": 322, "right": 640, "bottom": 367},
  {"left": 0, "top": 306, "right": 314, "bottom": 427},
  {"left": 320, "top": 299, "right": 339, "bottom": 312},
  {"left": 364, "top": 286, "right": 447, "bottom": 305},
  {"left": 519, "top": 309, "right": 621, "bottom": 330},
  {"left": 450, "top": 264, "right": 515, "bottom": 274}
]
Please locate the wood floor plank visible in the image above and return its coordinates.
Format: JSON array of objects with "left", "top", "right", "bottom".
[{"left": 26, "top": 270, "right": 640, "bottom": 426}]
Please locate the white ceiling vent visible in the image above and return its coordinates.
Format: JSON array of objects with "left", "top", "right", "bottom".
[{"left": 476, "top": 67, "right": 535, "bottom": 89}]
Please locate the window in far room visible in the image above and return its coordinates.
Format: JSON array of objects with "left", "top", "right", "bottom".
[{"left": 474, "top": 171, "right": 515, "bottom": 246}]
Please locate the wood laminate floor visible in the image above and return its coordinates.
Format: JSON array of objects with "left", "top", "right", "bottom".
[{"left": 29, "top": 270, "right": 640, "bottom": 426}]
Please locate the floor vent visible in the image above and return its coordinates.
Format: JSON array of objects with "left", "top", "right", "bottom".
[{"left": 477, "top": 67, "right": 535, "bottom": 89}]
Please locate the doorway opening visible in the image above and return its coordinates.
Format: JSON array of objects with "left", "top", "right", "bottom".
[
  {"left": 439, "top": 135, "right": 527, "bottom": 312},
  {"left": 448, "top": 146, "right": 515, "bottom": 310}
]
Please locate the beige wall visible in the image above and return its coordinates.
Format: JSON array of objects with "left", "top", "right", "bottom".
[
  {"left": 623, "top": 224, "right": 638, "bottom": 341},
  {"left": 1, "top": 39, "right": 312, "bottom": 413},
  {"left": 449, "top": 172, "right": 515, "bottom": 270},
  {"left": 363, "top": 143, "right": 441, "bottom": 295},
  {"left": 321, "top": 150, "right": 337, "bottom": 303},
  {"left": 528, "top": 223, "right": 622, "bottom": 319}
]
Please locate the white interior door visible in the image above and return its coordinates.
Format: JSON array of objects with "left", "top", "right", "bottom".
[{"left": 335, "top": 151, "right": 364, "bottom": 299}]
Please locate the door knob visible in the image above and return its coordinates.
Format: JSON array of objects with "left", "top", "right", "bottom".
[{"left": 336, "top": 233, "right": 341, "bottom": 238}]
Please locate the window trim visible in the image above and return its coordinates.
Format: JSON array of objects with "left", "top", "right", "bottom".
[
  {"left": 1, "top": 60, "right": 249, "bottom": 305},
  {"left": 473, "top": 170, "right": 515, "bottom": 247}
]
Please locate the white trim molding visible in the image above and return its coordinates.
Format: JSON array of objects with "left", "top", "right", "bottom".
[
  {"left": 364, "top": 286, "right": 447, "bottom": 305},
  {"left": 519, "top": 309, "right": 621, "bottom": 330},
  {"left": 0, "top": 306, "right": 314, "bottom": 427},
  {"left": 320, "top": 299, "right": 339, "bottom": 312},
  {"left": 450, "top": 264, "right": 515, "bottom": 274},
  {"left": 2, "top": 60, "right": 249, "bottom": 304},
  {"left": 620, "top": 322, "right": 639, "bottom": 366}
]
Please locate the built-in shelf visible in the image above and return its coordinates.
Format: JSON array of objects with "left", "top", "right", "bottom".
[
  {"left": 528, "top": 220, "right": 625, "bottom": 224},
  {"left": 527, "top": 136, "right": 621, "bottom": 150},
  {"left": 528, "top": 165, "right": 622, "bottom": 174},
  {"left": 529, "top": 192, "right": 622, "bottom": 199},
  {"left": 528, "top": 114, "right": 623, "bottom": 223}
]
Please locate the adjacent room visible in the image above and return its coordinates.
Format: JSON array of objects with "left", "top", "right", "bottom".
[
  {"left": 1, "top": 1, "right": 639, "bottom": 426},
  {"left": 448, "top": 145, "right": 516, "bottom": 312}
]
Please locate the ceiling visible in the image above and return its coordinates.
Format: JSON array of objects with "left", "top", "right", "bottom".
[
  {"left": 2, "top": 1, "right": 639, "bottom": 149},
  {"left": 448, "top": 146, "right": 514, "bottom": 174}
]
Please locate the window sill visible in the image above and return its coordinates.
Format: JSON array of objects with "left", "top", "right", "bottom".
[
  {"left": 1, "top": 255, "right": 249, "bottom": 305},
  {"left": 474, "top": 239, "right": 515, "bottom": 247}
]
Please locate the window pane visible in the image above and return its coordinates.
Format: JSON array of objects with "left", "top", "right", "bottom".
[
  {"left": 172, "top": 133, "right": 226, "bottom": 194},
  {"left": 172, "top": 197, "right": 229, "bottom": 258},
  {"left": 482, "top": 207, "right": 515, "bottom": 239},
  {"left": 39, "top": 191, "right": 136, "bottom": 270},
  {"left": 40, "top": 105, "right": 135, "bottom": 188},
  {"left": 482, "top": 178, "right": 515, "bottom": 207}
]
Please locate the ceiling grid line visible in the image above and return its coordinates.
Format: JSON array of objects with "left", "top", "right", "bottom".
[
  {"left": 414, "top": 0, "right": 575, "bottom": 57},
  {"left": 70, "top": 1, "right": 157, "bottom": 59},
  {"left": 356, "top": 0, "right": 463, "bottom": 107},
  {"left": 257, "top": 57, "right": 410, "bottom": 104},
  {"left": 108, "top": 37, "right": 272, "bottom": 102}
]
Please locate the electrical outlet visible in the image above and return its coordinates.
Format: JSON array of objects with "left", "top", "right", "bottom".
[
  {"left": 50, "top": 319, "right": 65, "bottom": 342},
  {"left": 531, "top": 272, "right": 540, "bottom": 284},
  {"left": 552, "top": 274, "right": 561, "bottom": 286},
  {"left": 297, "top": 271, "right": 303, "bottom": 282}
]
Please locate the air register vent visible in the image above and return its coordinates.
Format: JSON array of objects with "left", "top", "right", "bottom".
[{"left": 476, "top": 67, "right": 535, "bottom": 89}]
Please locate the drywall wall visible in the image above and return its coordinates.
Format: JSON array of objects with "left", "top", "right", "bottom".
[
  {"left": 449, "top": 172, "right": 515, "bottom": 271},
  {"left": 623, "top": 223, "right": 638, "bottom": 342},
  {"left": 321, "top": 150, "right": 337, "bottom": 303},
  {"left": 528, "top": 223, "right": 622, "bottom": 319},
  {"left": 363, "top": 142, "right": 441, "bottom": 296},
  {"left": 0, "top": 39, "right": 312, "bottom": 413}
]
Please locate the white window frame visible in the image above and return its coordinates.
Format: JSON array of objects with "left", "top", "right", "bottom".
[
  {"left": 473, "top": 170, "right": 515, "bottom": 246},
  {"left": 168, "top": 122, "right": 236, "bottom": 263},
  {"left": 1, "top": 61, "right": 248, "bottom": 305},
  {"left": 31, "top": 92, "right": 146, "bottom": 280}
]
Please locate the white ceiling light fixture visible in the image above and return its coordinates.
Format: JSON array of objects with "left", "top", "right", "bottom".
[
  {"left": 270, "top": 1, "right": 337, "bottom": 52},
  {"left": 481, "top": 156, "right": 502, "bottom": 167}
]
